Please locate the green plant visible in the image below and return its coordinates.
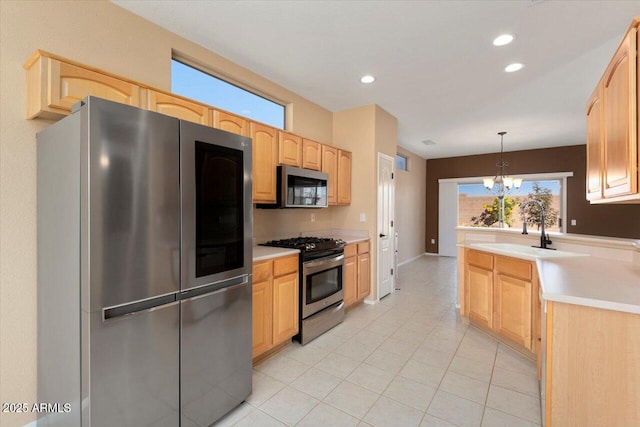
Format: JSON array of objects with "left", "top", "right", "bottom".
[
  {"left": 521, "top": 182, "right": 559, "bottom": 230},
  {"left": 471, "top": 196, "right": 518, "bottom": 227}
]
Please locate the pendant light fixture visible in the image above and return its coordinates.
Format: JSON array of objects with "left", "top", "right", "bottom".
[{"left": 484, "top": 131, "right": 522, "bottom": 196}]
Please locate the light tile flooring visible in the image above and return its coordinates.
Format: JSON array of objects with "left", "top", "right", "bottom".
[{"left": 216, "top": 255, "right": 541, "bottom": 427}]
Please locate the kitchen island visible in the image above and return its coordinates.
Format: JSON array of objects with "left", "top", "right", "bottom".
[{"left": 457, "top": 228, "right": 640, "bottom": 426}]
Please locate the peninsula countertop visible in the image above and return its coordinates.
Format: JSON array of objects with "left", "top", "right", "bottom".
[
  {"left": 536, "top": 256, "right": 640, "bottom": 314},
  {"left": 459, "top": 241, "right": 640, "bottom": 314}
]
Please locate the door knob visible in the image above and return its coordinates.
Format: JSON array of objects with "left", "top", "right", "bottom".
[{"left": 379, "top": 233, "right": 387, "bottom": 238}]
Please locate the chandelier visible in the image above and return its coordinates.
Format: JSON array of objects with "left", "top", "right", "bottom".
[{"left": 483, "top": 131, "right": 522, "bottom": 198}]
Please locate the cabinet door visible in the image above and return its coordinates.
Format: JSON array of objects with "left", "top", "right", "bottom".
[
  {"left": 46, "top": 58, "right": 141, "bottom": 117},
  {"left": 357, "top": 252, "right": 370, "bottom": 300},
  {"left": 494, "top": 274, "right": 532, "bottom": 350},
  {"left": 252, "top": 279, "right": 273, "bottom": 358},
  {"left": 602, "top": 27, "right": 637, "bottom": 198},
  {"left": 278, "top": 132, "right": 302, "bottom": 167},
  {"left": 337, "top": 150, "right": 352, "bottom": 205},
  {"left": 343, "top": 255, "right": 357, "bottom": 308},
  {"left": 251, "top": 123, "right": 278, "bottom": 203},
  {"left": 466, "top": 265, "right": 493, "bottom": 328},
  {"left": 213, "top": 110, "right": 248, "bottom": 136},
  {"left": 586, "top": 84, "right": 604, "bottom": 201},
  {"left": 322, "top": 145, "right": 338, "bottom": 205},
  {"left": 272, "top": 272, "right": 298, "bottom": 344},
  {"left": 302, "top": 139, "right": 322, "bottom": 170},
  {"left": 146, "top": 90, "right": 211, "bottom": 125}
]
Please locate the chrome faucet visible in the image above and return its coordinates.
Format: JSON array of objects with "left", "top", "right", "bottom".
[{"left": 520, "top": 200, "right": 553, "bottom": 249}]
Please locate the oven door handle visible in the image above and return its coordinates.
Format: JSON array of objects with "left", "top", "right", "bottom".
[{"left": 304, "top": 254, "right": 344, "bottom": 269}]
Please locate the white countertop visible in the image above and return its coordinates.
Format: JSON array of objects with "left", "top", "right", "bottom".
[
  {"left": 536, "top": 257, "right": 640, "bottom": 314},
  {"left": 460, "top": 242, "right": 640, "bottom": 314},
  {"left": 253, "top": 246, "right": 300, "bottom": 262}
]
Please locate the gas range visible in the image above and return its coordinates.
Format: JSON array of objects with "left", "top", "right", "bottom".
[
  {"left": 260, "top": 236, "right": 347, "bottom": 344},
  {"left": 260, "top": 237, "right": 346, "bottom": 261}
]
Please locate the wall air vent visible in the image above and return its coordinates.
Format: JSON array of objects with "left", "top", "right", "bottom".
[{"left": 421, "top": 140, "right": 437, "bottom": 146}]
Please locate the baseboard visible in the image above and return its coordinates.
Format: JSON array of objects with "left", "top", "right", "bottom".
[{"left": 398, "top": 253, "right": 426, "bottom": 266}]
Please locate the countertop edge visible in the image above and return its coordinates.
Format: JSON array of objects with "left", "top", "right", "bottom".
[{"left": 252, "top": 247, "right": 300, "bottom": 262}]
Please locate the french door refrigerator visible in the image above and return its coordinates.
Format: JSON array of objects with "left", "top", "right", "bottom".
[{"left": 37, "top": 96, "right": 252, "bottom": 427}]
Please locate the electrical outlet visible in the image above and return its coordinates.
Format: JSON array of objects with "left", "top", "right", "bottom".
[
  {"left": 431, "top": 239, "right": 435, "bottom": 244},
  {"left": 310, "top": 213, "right": 315, "bottom": 222},
  {"left": 571, "top": 219, "right": 577, "bottom": 226},
  {"left": 359, "top": 213, "right": 366, "bottom": 222}
]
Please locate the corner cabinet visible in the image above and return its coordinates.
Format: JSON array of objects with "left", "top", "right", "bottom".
[
  {"left": 343, "top": 240, "right": 370, "bottom": 309},
  {"left": 586, "top": 20, "right": 639, "bottom": 203},
  {"left": 252, "top": 255, "right": 299, "bottom": 362},
  {"left": 463, "top": 249, "right": 539, "bottom": 357}
]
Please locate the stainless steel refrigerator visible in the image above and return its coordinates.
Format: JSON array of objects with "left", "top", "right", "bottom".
[{"left": 37, "top": 97, "right": 253, "bottom": 427}]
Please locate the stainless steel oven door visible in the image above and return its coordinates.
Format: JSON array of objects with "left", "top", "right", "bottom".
[{"left": 302, "top": 254, "right": 344, "bottom": 319}]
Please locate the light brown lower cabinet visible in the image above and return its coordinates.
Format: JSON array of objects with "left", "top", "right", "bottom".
[
  {"left": 344, "top": 240, "right": 370, "bottom": 309},
  {"left": 252, "top": 255, "right": 298, "bottom": 360},
  {"left": 463, "top": 249, "right": 538, "bottom": 357},
  {"left": 544, "top": 301, "right": 640, "bottom": 426}
]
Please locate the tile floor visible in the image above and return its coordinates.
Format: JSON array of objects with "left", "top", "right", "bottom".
[{"left": 215, "top": 255, "right": 541, "bottom": 427}]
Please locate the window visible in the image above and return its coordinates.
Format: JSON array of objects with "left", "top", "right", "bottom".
[
  {"left": 458, "top": 178, "right": 565, "bottom": 232},
  {"left": 171, "top": 59, "right": 285, "bottom": 129},
  {"left": 396, "top": 154, "right": 408, "bottom": 171}
]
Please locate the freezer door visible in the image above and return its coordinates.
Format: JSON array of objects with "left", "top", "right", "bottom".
[
  {"left": 87, "top": 97, "right": 180, "bottom": 311},
  {"left": 180, "top": 276, "right": 252, "bottom": 426},
  {"left": 88, "top": 300, "right": 180, "bottom": 427}
]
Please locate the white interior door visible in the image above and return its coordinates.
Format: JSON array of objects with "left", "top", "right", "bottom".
[
  {"left": 377, "top": 153, "right": 395, "bottom": 299},
  {"left": 438, "top": 181, "right": 458, "bottom": 257}
]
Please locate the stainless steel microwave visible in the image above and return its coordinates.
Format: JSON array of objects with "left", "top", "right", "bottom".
[{"left": 257, "top": 165, "right": 328, "bottom": 208}]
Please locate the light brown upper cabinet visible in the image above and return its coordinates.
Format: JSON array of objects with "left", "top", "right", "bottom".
[
  {"left": 302, "top": 139, "right": 322, "bottom": 170},
  {"left": 586, "top": 84, "right": 604, "bottom": 201},
  {"left": 24, "top": 51, "right": 142, "bottom": 120},
  {"left": 251, "top": 122, "right": 278, "bottom": 203},
  {"left": 322, "top": 145, "right": 338, "bottom": 205},
  {"left": 337, "top": 150, "right": 352, "bottom": 205},
  {"left": 278, "top": 131, "right": 302, "bottom": 167},
  {"left": 587, "top": 20, "right": 639, "bottom": 203},
  {"left": 213, "top": 110, "right": 249, "bottom": 137},
  {"left": 145, "top": 90, "right": 212, "bottom": 126}
]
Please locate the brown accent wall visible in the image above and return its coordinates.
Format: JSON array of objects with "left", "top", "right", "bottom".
[{"left": 426, "top": 145, "right": 640, "bottom": 253}]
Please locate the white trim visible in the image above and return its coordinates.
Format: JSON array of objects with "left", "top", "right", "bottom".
[
  {"left": 397, "top": 253, "right": 425, "bottom": 266},
  {"left": 438, "top": 171, "right": 573, "bottom": 184}
]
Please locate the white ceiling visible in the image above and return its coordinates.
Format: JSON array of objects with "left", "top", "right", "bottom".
[{"left": 113, "top": 0, "right": 640, "bottom": 159}]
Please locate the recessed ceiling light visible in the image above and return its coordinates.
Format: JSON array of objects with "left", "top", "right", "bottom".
[
  {"left": 360, "top": 75, "right": 375, "bottom": 84},
  {"left": 505, "top": 63, "right": 524, "bottom": 73},
  {"left": 493, "top": 34, "right": 514, "bottom": 46}
]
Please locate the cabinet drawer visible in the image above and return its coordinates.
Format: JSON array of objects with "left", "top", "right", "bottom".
[
  {"left": 273, "top": 255, "right": 298, "bottom": 277},
  {"left": 344, "top": 244, "right": 357, "bottom": 258},
  {"left": 496, "top": 256, "right": 532, "bottom": 280},
  {"left": 253, "top": 261, "right": 272, "bottom": 283},
  {"left": 357, "top": 241, "right": 370, "bottom": 255},
  {"left": 466, "top": 249, "right": 493, "bottom": 270}
]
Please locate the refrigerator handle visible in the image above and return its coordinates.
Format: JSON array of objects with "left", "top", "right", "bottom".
[
  {"left": 180, "top": 274, "right": 250, "bottom": 301},
  {"left": 102, "top": 293, "right": 178, "bottom": 321}
]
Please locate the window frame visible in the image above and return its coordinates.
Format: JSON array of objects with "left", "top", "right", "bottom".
[
  {"left": 170, "top": 56, "right": 287, "bottom": 130},
  {"left": 396, "top": 153, "right": 409, "bottom": 171},
  {"left": 440, "top": 172, "right": 573, "bottom": 233}
]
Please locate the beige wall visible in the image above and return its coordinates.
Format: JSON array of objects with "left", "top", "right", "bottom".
[
  {"left": 0, "top": 1, "right": 336, "bottom": 425},
  {"left": 395, "top": 147, "right": 426, "bottom": 263},
  {"left": 332, "top": 105, "right": 398, "bottom": 300}
]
